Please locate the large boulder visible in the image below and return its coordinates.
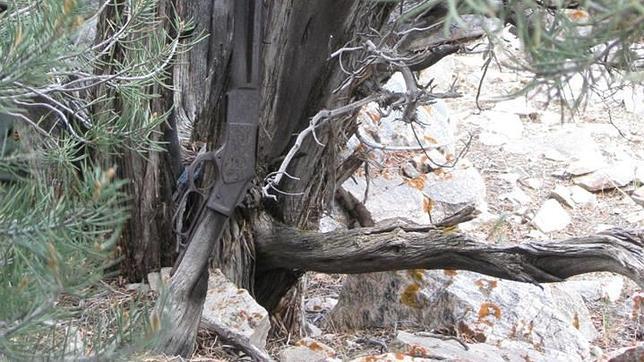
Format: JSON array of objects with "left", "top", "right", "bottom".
[{"left": 328, "top": 270, "right": 597, "bottom": 360}]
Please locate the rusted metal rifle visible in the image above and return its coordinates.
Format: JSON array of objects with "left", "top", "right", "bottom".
[{"left": 174, "top": 0, "right": 262, "bottom": 265}]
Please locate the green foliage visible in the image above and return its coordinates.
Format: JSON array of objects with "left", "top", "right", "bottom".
[
  {"left": 0, "top": 0, "right": 189, "bottom": 359},
  {"left": 399, "top": 0, "right": 643, "bottom": 109}
]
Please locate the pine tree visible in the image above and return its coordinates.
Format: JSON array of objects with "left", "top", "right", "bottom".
[{"left": 0, "top": 0, "right": 188, "bottom": 358}]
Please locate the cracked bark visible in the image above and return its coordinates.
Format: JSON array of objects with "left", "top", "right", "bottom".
[{"left": 255, "top": 223, "right": 643, "bottom": 288}]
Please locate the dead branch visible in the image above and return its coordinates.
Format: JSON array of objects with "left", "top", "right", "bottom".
[
  {"left": 200, "top": 320, "right": 273, "bottom": 362},
  {"left": 335, "top": 187, "right": 375, "bottom": 228},
  {"left": 255, "top": 223, "right": 644, "bottom": 288}
]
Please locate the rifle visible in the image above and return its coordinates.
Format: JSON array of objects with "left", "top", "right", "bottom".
[{"left": 173, "top": 0, "right": 262, "bottom": 267}]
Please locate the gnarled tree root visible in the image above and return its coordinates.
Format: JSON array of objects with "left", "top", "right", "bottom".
[{"left": 255, "top": 223, "right": 644, "bottom": 288}]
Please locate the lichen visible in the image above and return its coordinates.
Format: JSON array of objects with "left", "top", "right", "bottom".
[
  {"left": 400, "top": 283, "right": 421, "bottom": 308},
  {"left": 478, "top": 302, "right": 502, "bottom": 325}
]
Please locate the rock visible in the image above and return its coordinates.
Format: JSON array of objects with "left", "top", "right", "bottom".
[
  {"left": 538, "top": 110, "right": 564, "bottom": 125},
  {"left": 343, "top": 175, "right": 427, "bottom": 224},
  {"left": 519, "top": 177, "right": 542, "bottom": 190},
  {"left": 565, "top": 158, "right": 606, "bottom": 176},
  {"left": 501, "top": 187, "right": 531, "bottom": 206},
  {"left": 550, "top": 185, "right": 596, "bottom": 208},
  {"left": 499, "top": 173, "right": 521, "bottom": 185},
  {"left": 419, "top": 57, "right": 457, "bottom": 93},
  {"left": 147, "top": 272, "right": 162, "bottom": 292},
  {"left": 624, "top": 210, "right": 644, "bottom": 225},
  {"left": 280, "top": 346, "right": 336, "bottom": 362},
  {"left": 304, "top": 322, "right": 322, "bottom": 338},
  {"left": 479, "top": 111, "right": 523, "bottom": 142},
  {"left": 202, "top": 269, "right": 270, "bottom": 350},
  {"left": 568, "top": 185, "right": 597, "bottom": 207},
  {"left": 618, "top": 291, "right": 643, "bottom": 325},
  {"left": 160, "top": 267, "right": 172, "bottom": 285},
  {"left": 527, "top": 229, "right": 547, "bottom": 239},
  {"left": 393, "top": 331, "right": 503, "bottom": 362},
  {"left": 574, "top": 162, "right": 636, "bottom": 192},
  {"left": 632, "top": 186, "right": 644, "bottom": 207},
  {"left": 547, "top": 126, "right": 603, "bottom": 163},
  {"left": 532, "top": 199, "right": 571, "bottom": 233},
  {"left": 550, "top": 185, "right": 576, "bottom": 208},
  {"left": 125, "top": 283, "right": 150, "bottom": 293},
  {"left": 414, "top": 150, "right": 449, "bottom": 172},
  {"left": 635, "top": 163, "right": 644, "bottom": 184},
  {"left": 63, "top": 326, "right": 84, "bottom": 356},
  {"left": 423, "top": 167, "right": 487, "bottom": 215},
  {"left": 607, "top": 343, "right": 643, "bottom": 362},
  {"left": 319, "top": 204, "right": 347, "bottom": 233},
  {"left": 348, "top": 352, "right": 431, "bottom": 362},
  {"left": 594, "top": 224, "right": 615, "bottom": 233},
  {"left": 458, "top": 210, "right": 499, "bottom": 233},
  {"left": 392, "top": 331, "right": 576, "bottom": 362},
  {"left": 621, "top": 83, "right": 644, "bottom": 115},
  {"left": 305, "top": 297, "right": 338, "bottom": 313},
  {"left": 493, "top": 97, "right": 535, "bottom": 116},
  {"left": 147, "top": 268, "right": 172, "bottom": 292},
  {"left": 543, "top": 148, "right": 567, "bottom": 162},
  {"left": 590, "top": 345, "right": 604, "bottom": 361},
  {"left": 558, "top": 277, "right": 624, "bottom": 303},
  {"left": 372, "top": 75, "right": 455, "bottom": 150},
  {"left": 280, "top": 338, "right": 338, "bottom": 362},
  {"left": 401, "top": 161, "right": 421, "bottom": 179},
  {"left": 480, "top": 132, "right": 508, "bottom": 146},
  {"left": 329, "top": 270, "right": 597, "bottom": 360},
  {"left": 319, "top": 214, "right": 345, "bottom": 233}
]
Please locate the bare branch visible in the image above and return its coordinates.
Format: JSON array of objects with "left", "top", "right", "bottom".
[
  {"left": 262, "top": 93, "right": 388, "bottom": 199},
  {"left": 255, "top": 224, "right": 644, "bottom": 288}
]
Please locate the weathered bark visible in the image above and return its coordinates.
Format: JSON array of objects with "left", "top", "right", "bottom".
[
  {"left": 94, "top": 0, "right": 178, "bottom": 281},
  {"left": 252, "top": 0, "right": 394, "bottom": 323},
  {"left": 255, "top": 223, "right": 644, "bottom": 288},
  {"left": 152, "top": 0, "right": 397, "bottom": 355},
  {"left": 152, "top": 211, "right": 222, "bottom": 356}
]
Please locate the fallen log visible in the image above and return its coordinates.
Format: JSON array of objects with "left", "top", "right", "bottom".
[{"left": 255, "top": 220, "right": 644, "bottom": 288}]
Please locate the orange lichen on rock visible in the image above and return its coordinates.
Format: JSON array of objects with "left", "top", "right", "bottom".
[
  {"left": 366, "top": 110, "right": 381, "bottom": 124},
  {"left": 407, "top": 344, "right": 431, "bottom": 358},
  {"left": 572, "top": 312, "right": 580, "bottom": 330},
  {"left": 407, "top": 175, "right": 426, "bottom": 190},
  {"left": 458, "top": 321, "right": 487, "bottom": 343},
  {"left": 443, "top": 268, "right": 458, "bottom": 277},
  {"left": 407, "top": 269, "right": 424, "bottom": 283},
  {"left": 478, "top": 302, "right": 502, "bottom": 325},
  {"left": 475, "top": 278, "right": 498, "bottom": 296},
  {"left": 567, "top": 9, "right": 589, "bottom": 21},
  {"left": 631, "top": 293, "right": 642, "bottom": 320},
  {"left": 295, "top": 338, "right": 337, "bottom": 357},
  {"left": 400, "top": 283, "right": 422, "bottom": 308},
  {"left": 424, "top": 134, "right": 438, "bottom": 144}
]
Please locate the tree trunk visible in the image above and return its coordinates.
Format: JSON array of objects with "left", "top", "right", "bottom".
[
  {"left": 152, "top": 0, "right": 396, "bottom": 355},
  {"left": 93, "top": 0, "right": 644, "bottom": 357},
  {"left": 94, "top": 0, "right": 180, "bottom": 282}
]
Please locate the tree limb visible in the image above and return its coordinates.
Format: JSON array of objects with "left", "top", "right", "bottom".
[{"left": 255, "top": 223, "right": 644, "bottom": 288}]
